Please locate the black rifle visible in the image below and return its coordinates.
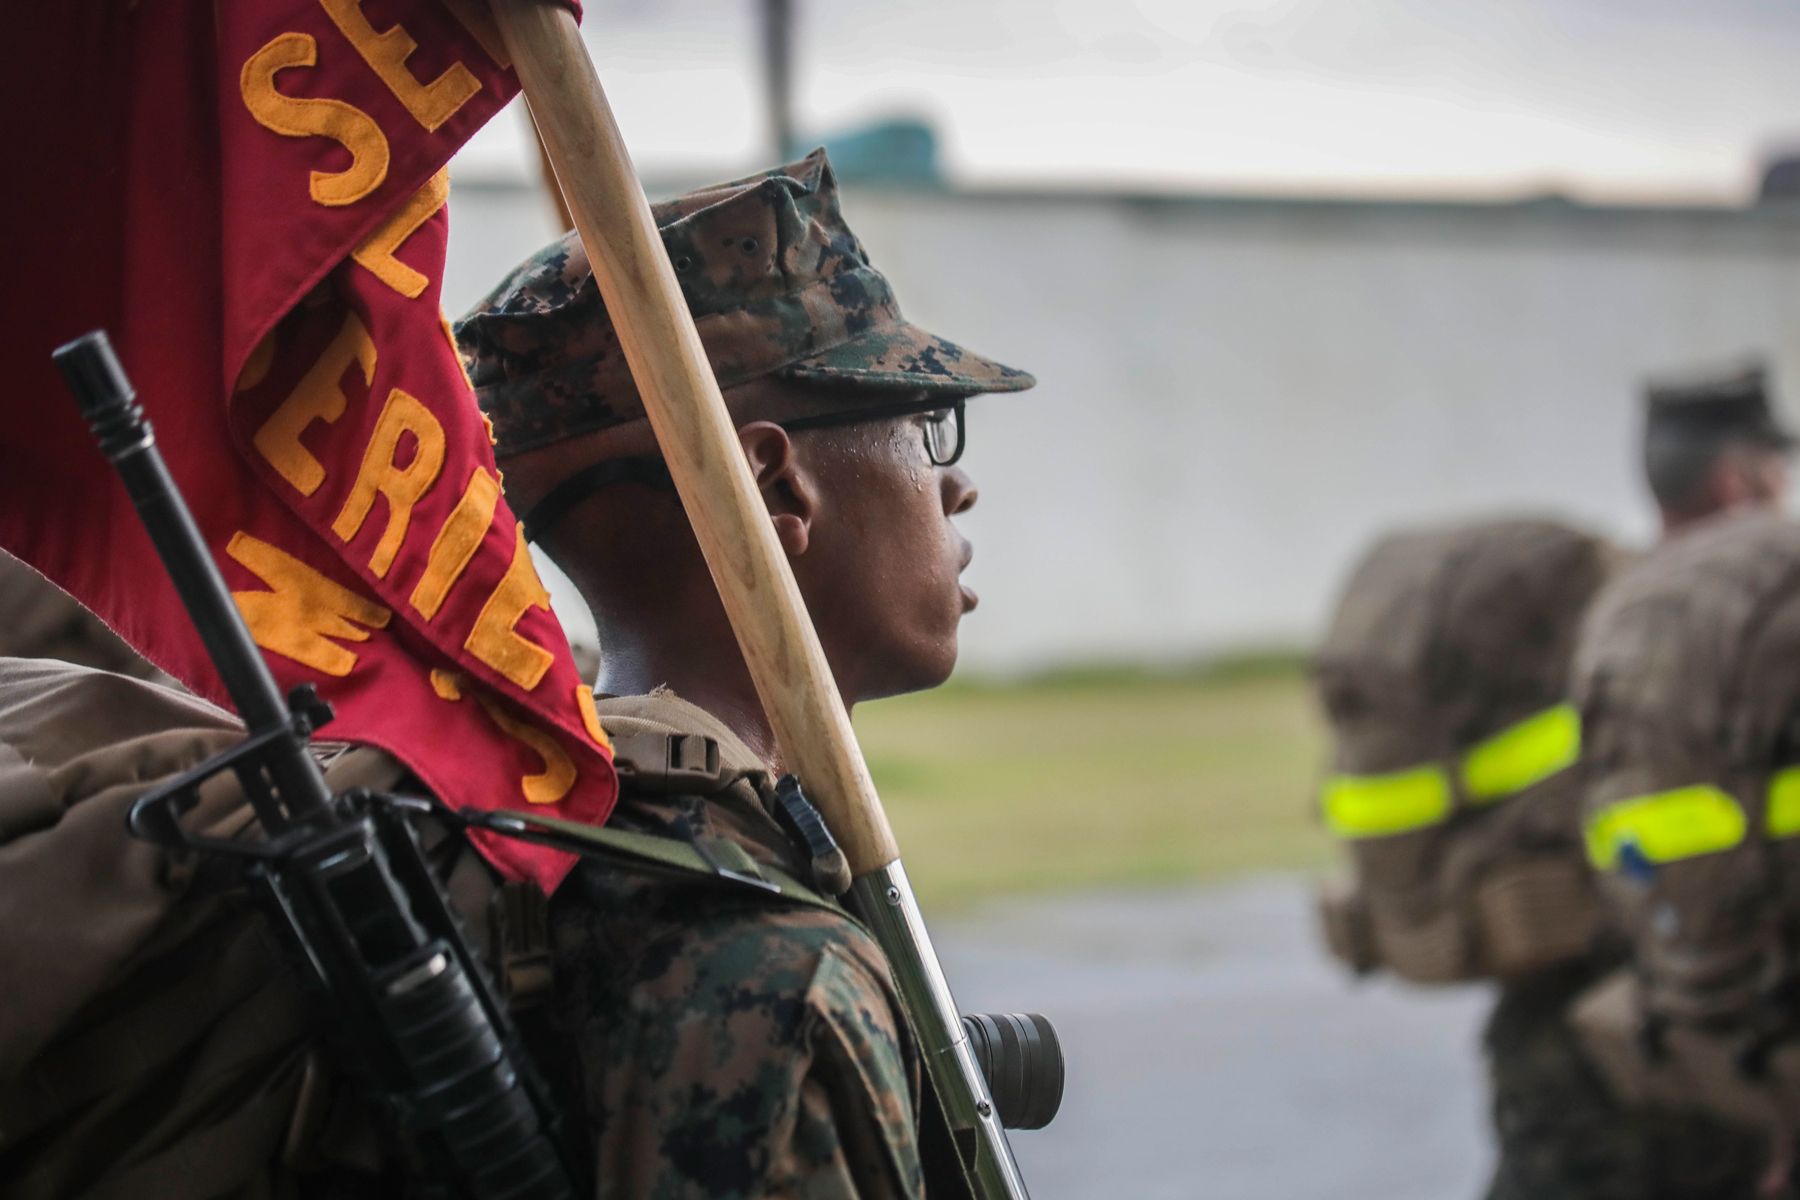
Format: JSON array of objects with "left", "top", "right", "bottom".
[{"left": 52, "top": 330, "right": 574, "bottom": 1200}]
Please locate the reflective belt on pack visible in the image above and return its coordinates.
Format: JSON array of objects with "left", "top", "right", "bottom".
[
  {"left": 1584, "top": 765, "right": 1800, "bottom": 871},
  {"left": 1584, "top": 785, "right": 1747, "bottom": 870},
  {"left": 1321, "top": 765, "right": 1450, "bottom": 839},
  {"left": 1322, "top": 703, "right": 1581, "bottom": 839},
  {"left": 1767, "top": 766, "right": 1800, "bottom": 838}
]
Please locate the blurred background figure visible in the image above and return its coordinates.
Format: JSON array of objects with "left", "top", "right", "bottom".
[
  {"left": 1570, "top": 513, "right": 1800, "bottom": 1199},
  {"left": 1643, "top": 365, "right": 1794, "bottom": 541},
  {"left": 1309, "top": 519, "right": 1650, "bottom": 1198}
]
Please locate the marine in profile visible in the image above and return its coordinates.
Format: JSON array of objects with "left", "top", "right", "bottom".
[
  {"left": 0, "top": 149, "right": 1038, "bottom": 1200},
  {"left": 457, "top": 148, "right": 1035, "bottom": 1199}
]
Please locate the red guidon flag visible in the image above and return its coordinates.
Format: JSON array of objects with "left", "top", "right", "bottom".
[{"left": 5, "top": 0, "right": 613, "bottom": 891}]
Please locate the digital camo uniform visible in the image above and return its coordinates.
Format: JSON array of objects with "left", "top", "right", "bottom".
[
  {"left": 548, "top": 694, "right": 920, "bottom": 1200},
  {"left": 1307, "top": 518, "right": 1705, "bottom": 1198},
  {"left": 455, "top": 149, "right": 1036, "bottom": 1200},
  {"left": 1565, "top": 512, "right": 1800, "bottom": 1197}
]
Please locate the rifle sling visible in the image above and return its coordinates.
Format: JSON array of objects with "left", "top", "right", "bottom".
[{"left": 495, "top": 809, "right": 849, "bottom": 918}]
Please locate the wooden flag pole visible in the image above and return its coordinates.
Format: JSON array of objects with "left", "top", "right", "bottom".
[
  {"left": 490, "top": 0, "right": 897, "bottom": 877},
  {"left": 490, "top": 4, "right": 1031, "bottom": 1195}
]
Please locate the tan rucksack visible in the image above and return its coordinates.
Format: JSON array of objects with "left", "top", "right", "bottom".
[
  {"left": 0, "top": 660, "right": 855, "bottom": 1199},
  {"left": 0, "top": 656, "right": 427, "bottom": 1199},
  {"left": 1313, "top": 518, "right": 1622, "bottom": 983},
  {"left": 1569, "top": 513, "right": 1800, "bottom": 1138}
]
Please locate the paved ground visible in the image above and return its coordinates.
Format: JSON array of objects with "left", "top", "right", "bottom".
[{"left": 932, "top": 875, "right": 1497, "bottom": 1200}]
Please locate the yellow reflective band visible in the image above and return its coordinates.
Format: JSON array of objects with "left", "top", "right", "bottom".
[
  {"left": 1460, "top": 703, "right": 1581, "bottom": 803},
  {"left": 1585, "top": 785, "right": 1747, "bottom": 871},
  {"left": 1767, "top": 767, "right": 1800, "bottom": 838},
  {"left": 1322, "top": 765, "right": 1452, "bottom": 839}
]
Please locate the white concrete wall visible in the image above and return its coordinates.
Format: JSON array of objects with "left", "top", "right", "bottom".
[{"left": 442, "top": 181, "right": 1800, "bottom": 675}]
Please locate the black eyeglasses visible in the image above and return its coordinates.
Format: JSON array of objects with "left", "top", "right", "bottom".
[
  {"left": 522, "top": 398, "right": 968, "bottom": 543},
  {"left": 779, "top": 397, "right": 967, "bottom": 467}
]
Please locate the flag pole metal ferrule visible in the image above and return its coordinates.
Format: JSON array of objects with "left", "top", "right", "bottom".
[
  {"left": 850, "top": 861, "right": 1033, "bottom": 1197},
  {"left": 487, "top": 2, "right": 1034, "bottom": 1195}
]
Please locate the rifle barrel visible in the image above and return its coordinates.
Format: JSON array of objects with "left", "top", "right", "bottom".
[{"left": 52, "top": 330, "right": 332, "bottom": 826}]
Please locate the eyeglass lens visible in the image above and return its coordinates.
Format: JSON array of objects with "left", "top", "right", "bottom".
[{"left": 923, "top": 406, "right": 964, "bottom": 466}]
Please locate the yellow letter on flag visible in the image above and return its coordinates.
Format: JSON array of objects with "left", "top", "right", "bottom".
[
  {"left": 466, "top": 524, "right": 555, "bottom": 690},
  {"left": 228, "top": 533, "right": 393, "bottom": 676},
  {"left": 240, "top": 33, "right": 390, "bottom": 207},
  {"left": 333, "top": 388, "right": 447, "bottom": 577},
  {"left": 254, "top": 310, "right": 377, "bottom": 495}
]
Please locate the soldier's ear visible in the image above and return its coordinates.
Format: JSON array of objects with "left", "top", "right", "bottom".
[{"left": 739, "top": 422, "right": 816, "bottom": 558}]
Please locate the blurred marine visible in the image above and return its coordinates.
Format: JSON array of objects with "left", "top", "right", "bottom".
[
  {"left": 1643, "top": 363, "right": 1792, "bottom": 541},
  {"left": 1569, "top": 513, "right": 1800, "bottom": 1198},
  {"left": 1309, "top": 518, "right": 1710, "bottom": 1198}
]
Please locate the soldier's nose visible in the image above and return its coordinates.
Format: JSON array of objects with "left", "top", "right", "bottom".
[{"left": 945, "top": 467, "right": 977, "bottom": 516}]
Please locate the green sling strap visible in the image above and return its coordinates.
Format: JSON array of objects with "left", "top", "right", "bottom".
[
  {"left": 484, "top": 808, "right": 848, "bottom": 917},
  {"left": 1323, "top": 703, "right": 1581, "bottom": 840}
]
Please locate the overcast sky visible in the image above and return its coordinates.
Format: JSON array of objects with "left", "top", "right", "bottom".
[{"left": 455, "top": 0, "right": 1800, "bottom": 202}]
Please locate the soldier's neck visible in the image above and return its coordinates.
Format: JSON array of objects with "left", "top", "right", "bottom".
[
  {"left": 583, "top": 559, "right": 867, "bottom": 770},
  {"left": 595, "top": 639, "right": 775, "bottom": 766},
  {"left": 596, "top": 630, "right": 862, "bottom": 773}
]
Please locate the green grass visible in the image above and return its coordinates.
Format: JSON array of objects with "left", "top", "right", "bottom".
[{"left": 851, "top": 662, "right": 1336, "bottom": 911}]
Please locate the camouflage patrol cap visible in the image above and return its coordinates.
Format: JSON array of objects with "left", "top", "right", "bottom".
[
  {"left": 456, "top": 149, "right": 1035, "bottom": 459},
  {"left": 1644, "top": 363, "right": 1794, "bottom": 451}
]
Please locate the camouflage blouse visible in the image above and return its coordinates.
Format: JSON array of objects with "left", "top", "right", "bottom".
[{"left": 549, "top": 693, "right": 924, "bottom": 1200}]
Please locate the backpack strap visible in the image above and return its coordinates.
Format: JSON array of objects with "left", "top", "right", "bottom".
[{"left": 605, "top": 724, "right": 733, "bottom": 795}]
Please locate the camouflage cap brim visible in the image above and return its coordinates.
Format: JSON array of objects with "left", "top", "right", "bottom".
[{"left": 776, "top": 321, "right": 1035, "bottom": 395}]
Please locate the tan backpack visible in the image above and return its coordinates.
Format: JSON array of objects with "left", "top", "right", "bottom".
[
  {"left": 1569, "top": 514, "right": 1800, "bottom": 1138},
  {"left": 0, "top": 661, "right": 855, "bottom": 1199},
  {"left": 1313, "top": 518, "right": 1622, "bottom": 983},
  {"left": 0, "top": 656, "right": 436, "bottom": 1199}
]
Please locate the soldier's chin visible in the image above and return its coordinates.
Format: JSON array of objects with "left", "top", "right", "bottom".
[
  {"left": 890, "top": 633, "right": 960, "bottom": 699},
  {"left": 960, "top": 584, "right": 979, "bottom": 613},
  {"left": 930, "top": 629, "right": 962, "bottom": 690}
]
